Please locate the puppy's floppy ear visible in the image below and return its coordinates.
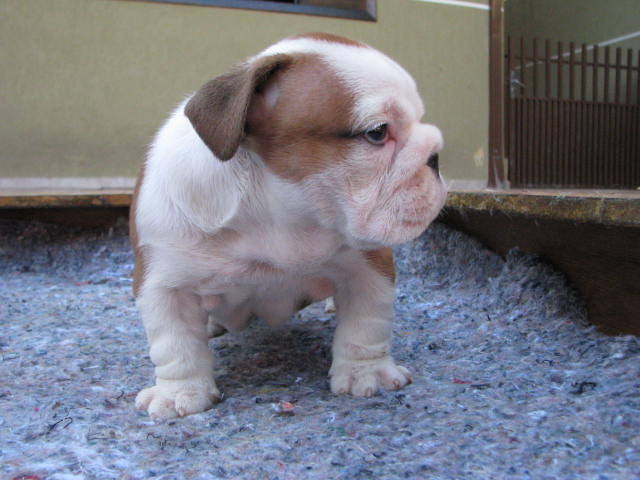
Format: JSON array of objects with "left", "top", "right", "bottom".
[{"left": 184, "top": 54, "right": 292, "bottom": 161}]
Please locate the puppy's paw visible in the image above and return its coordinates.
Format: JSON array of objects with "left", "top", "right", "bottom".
[
  {"left": 135, "top": 378, "right": 221, "bottom": 420},
  {"left": 329, "top": 357, "right": 412, "bottom": 397}
]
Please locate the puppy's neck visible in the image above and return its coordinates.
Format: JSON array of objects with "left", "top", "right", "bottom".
[{"left": 233, "top": 149, "right": 326, "bottom": 230}]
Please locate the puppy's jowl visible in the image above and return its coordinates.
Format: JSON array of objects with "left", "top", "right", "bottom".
[{"left": 130, "top": 34, "right": 446, "bottom": 419}]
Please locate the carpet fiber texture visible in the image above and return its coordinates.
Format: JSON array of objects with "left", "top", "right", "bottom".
[{"left": 1, "top": 219, "right": 639, "bottom": 480}]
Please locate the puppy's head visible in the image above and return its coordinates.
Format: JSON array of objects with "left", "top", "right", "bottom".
[{"left": 185, "top": 33, "right": 446, "bottom": 247}]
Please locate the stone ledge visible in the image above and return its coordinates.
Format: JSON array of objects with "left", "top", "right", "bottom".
[
  {"left": 446, "top": 189, "right": 640, "bottom": 227},
  {"left": 0, "top": 190, "right": 133, "bottom": 209},
  {"left": 2, "top": 188, "right": 639, "bottom": 227}
]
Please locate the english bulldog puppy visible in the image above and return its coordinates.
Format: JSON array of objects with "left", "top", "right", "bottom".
[{"left": 130, "top": 33, "right": 446, "bottom": 419}]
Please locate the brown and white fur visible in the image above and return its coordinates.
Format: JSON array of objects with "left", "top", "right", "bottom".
[{"left": 130, "top": 33, "right": 446, "bottom": 420}]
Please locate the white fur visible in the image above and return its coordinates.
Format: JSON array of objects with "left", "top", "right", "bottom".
[{"left": 132, "top": 36, "right": 446, "bottom": 419}]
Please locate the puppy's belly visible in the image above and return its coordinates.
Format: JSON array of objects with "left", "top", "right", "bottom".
[{"left": 198, "top": 275, "right": 334, "bottom": 331}]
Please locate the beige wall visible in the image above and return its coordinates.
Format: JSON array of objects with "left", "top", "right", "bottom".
[
  {"left": 505, "top": 0, "right": 640, "bottom": 50},
  {"left": 0, "top": 0, "right": 490, "bottom": 185}
]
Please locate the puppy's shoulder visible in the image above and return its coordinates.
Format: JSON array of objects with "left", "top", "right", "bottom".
[{"left": 136, "top": 101, "right": 254, "bottom": 240}]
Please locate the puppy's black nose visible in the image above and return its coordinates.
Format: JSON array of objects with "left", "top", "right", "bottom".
[{"left": 427, "top": 153, "right": 439, "bottom": 174}]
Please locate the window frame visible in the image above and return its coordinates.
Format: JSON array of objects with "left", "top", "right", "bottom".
[{"left": 137, "top": 0, "right": 377, "bottom": 21}]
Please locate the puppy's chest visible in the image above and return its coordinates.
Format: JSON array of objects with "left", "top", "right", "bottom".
[
  {"left": 189, "top": 224, "right": 343, "bottom": 284},
  {"left": 230, "top": 224, "right": 343, "bottom": 271}
]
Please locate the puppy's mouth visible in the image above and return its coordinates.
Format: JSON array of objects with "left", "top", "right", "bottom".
[
  {"left": 390, "top": 162, "right": 441, "bottom": 200},
  {"left": 393, "top": 180, "right": 447, "bottom": 239}
]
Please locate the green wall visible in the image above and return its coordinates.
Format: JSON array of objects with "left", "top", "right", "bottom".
[
  {"left": 505, "top": 0, "right": 640, "bottom": 50},
  {"left": 0, "top": 0, "right": 490, "bottom": 184}
]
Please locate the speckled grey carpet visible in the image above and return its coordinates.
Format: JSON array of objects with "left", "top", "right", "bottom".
[{"left": 1, "top": 218, "right": 639, "bottom": 480}]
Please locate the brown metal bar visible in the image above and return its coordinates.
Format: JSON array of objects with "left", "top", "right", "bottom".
[
  {"left": 631, "top": 105, "right": 640, "bottom": 188},
  {"left": 631, "top": 104, "right": 640, "bottom": 188},
  {"left": 488, "top": 0, "right": 505, "bottom": 187},
  {"left": 557, "top": 98, "right": 564, "bottom": 186},
  {"left": 634, "top": 105, "right": 640, "bottom": 186},
  {"left": 568, "top": 100, "right": 576, "bottom": 186},
  {"left": 515, "top": 97, "right": 522, "bottom": 186},
  {"left": 607, "top": 103, "right": 614, "bottom": 186},
  {"left": 603, "top": 102, "right": 610, "bottom": 186},
  {"left": 581, "top": 43, "right": 587, "bottom": 102},
  {"left": 562, "top": 99, "right": 570, "bottom": 185},
  {"left": 615, "top": 47, "right": 622, "bottom": 104},
  {"left": 528, "top": 97, "right": 535, "bottom": 185},
  {"left": 519, "top": 37, "right": 528, "bottom": 186},
  {"left": 567, "top": 43, "right": 576, "bottom": 186},
  {"left": 507, "top": 36, "right": 516, "bottom": 185},
  {"left": 534, "top": 98, "right": 541, "bottom": 185},
  {"left": 525, "top": 97, "right": 529, "bottom": 187},
  {"left": 620, "top": 54, "right": 628, "bottom": 186},
  {"left": 525, "top": 97, "right": 532, "bottom": 185},
  {"left": 623, "top": 105, "right": 631, "bottom": 188},
  {"left": 618, "top": 105, "right": 625, "bottom": 186},
  {"left": 613, "top": 53, "right": 627, "bottom": 186},
  {"left": 627, "top": 49, "right": 633, "bottom": 104},
  {"left": 634, "top": 54, "right": 640, "bottom": 186},
  {"left": 557, "top": 41, "right": 563, "bottom": 100},
  {"left": 585, "top": 101, "right": 592, "bottom": 186},
  {"left": 604, "top": 46, "right": 610, "bottom": 103},
  {"left": 606, "top": 103, "right": 612, "bottom": 186},
  {"left": 569, "top": 42, "right": 575, "bottom": 101},
  {"left": 556, "top": 42, "right": 566, "bottom": 185},
  {"left": 551, "top": 97, "right": 559, "bottom": 185},
  {"left": 544, "top": 98, "right": 551, "bottom": 185},
  {"left": 532, "top": 38, "right": 538, "bottom": 97},
  {"left": 520, "top": 97, "right": 531, "bottom": 185},
  {"left": 593, "top": 45, "right": 599, "bottom": 103},
  {"left": 520, "top": 37, "right": 526, "bottom": 95},
  {"left": 584, "top": 101, "right": 590, "bottom": 186},
  {"left": 545, "top": 40, "right": 551, "bottom": 98},
  {"left": 637, "top": 50, "right": 640, "bottom": 105},
  {"left": 514, "top": 98, "right": 522, "bottom": 186},
  {"left": 610, "top": 103, "right": 615, "bottom": 186},
  {"left": 592, "top": 101, "right": 600, "bottom": 186},
  {"left": 594, "top": 103, "right": 613, "bottom": 185},
  {"left": 575, "top": 97, "right": 583, "bottom": 185},
  {"left": 608, "top": 103, "right": 615, "bottom": 186},
  {"left": 599, "top": 103, "right": 606, "bottom": 186},
  {"left": 624, "top": 105, "right": 630, "bottom": 187},
  {"left": 538, "top": 98, "right": 551, "bottom": 185},
  {"left": 629, "top": 105, "right": 635, "bottom": 186},
  {"left": 616, "top": 103, "right": 622, "bottom": 187}
]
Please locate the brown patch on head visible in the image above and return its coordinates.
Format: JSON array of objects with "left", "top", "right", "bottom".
[
  {"left": 363, "top": 248, "right": 396, "bottom": 283},
  {"left": 290, "top": 32, "right": 368, "bottom": 48},
  {"left": 130, "top": 163, "right": 147, "bottom": 298},
  {"left": 245, "top": 52, "right": 357, "bottom": 181}
]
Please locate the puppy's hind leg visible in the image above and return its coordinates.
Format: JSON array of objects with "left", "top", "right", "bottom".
[
  {"left": 135, "top": 285, "right": 221, "bottom": 420},
  {"left": 200, "top": 295, "right": 228, "bottom": 338},
  {"left": 206, "top": 314, "right": 227, "bottom": 338},
  {"left": 324, "top": 297, "right": 336, "bottom": 313}
]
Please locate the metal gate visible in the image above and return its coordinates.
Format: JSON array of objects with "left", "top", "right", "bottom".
[{"left": 506, "top": 37, "right": 640, "bottom": 188}]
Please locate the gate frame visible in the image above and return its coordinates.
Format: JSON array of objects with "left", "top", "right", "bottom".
[{"left": 488, "top": 0, "right": 506, "bottom": 188}]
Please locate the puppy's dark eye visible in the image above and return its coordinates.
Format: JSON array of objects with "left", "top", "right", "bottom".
[{"left": 363, "top": 124, "right": 388, "bottom": 145}]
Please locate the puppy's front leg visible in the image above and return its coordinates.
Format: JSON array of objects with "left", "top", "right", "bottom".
[
  {"left": 135, "top": 285, "right": 220, "bottom": 420},
  {"left": 329, "top": 248, "right": 412, "bottom": 397}
]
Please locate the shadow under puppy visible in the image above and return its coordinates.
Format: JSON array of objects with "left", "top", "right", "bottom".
[{"left": 130, "top": 33, "right": 446, "bottom": 420}]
